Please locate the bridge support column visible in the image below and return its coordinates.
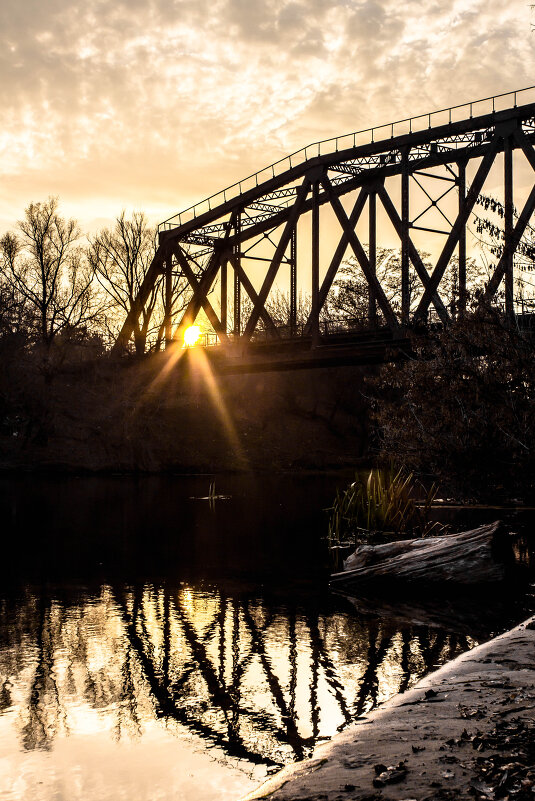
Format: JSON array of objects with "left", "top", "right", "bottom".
[
  {"left": 401, "top": 148, "right": 410, "bottom": 325},
  {"left": 504, "top": 136, "right": 514, "bottom": 322},
  {"left": 290, "top": 228, "right": 297, "bottom": 336},
  {"left": 311, "top": 180, "right": 320, "bottom": 346},
  {"left": 164, "top": 257, "right": 173, "bottom": 348},
  {"left": 221, "top": 258, "right": 227, "bottom": 334},
  {"left": 368, "top": 189, "right": 377, "bottom": 327},
  {"left": 458, "top": 161, "right": 467, "bottom": 317},
  {"left": 233, "top": 214, "right": 241, "bottom": 337}
]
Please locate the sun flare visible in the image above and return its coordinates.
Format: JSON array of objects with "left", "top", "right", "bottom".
[{"left": 183, "top": 325, "right": 201, "bottom": 347}]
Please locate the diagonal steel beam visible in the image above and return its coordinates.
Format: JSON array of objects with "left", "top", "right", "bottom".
[
  {"left": 171, "top": 246, "right": 225, "bottom": 340},
  {"left": 376, "top": 184, "right": 450, "bottom": 323},
  {"left": 243, "top": 178, "right": 311, "bottom": 339},
  {"left": 321, "top": 174, "right": 399, "bottom": 330},
  {"left": 303, "top": 186, "right": 369, "bottom": 336},
  {"left": 227, "top": 252, "right": 279, "bottom": 336},
  {"left": 174, "top": 597, "right": 235, "bottom": 712},
  {"left": 112, "top": 242, "right": 168, "bottom": 352},
  {"left": 172, "top": 245, "right": 230, "bottom": 343},
  {"left": 413, "top": 136, "right": 499, "bottom": 321},
  {"left": 172, "top": 220, "right": 235, "bottom": 339},
  {"left": 354, "top": 626, "right": 394, "bottom": 716},
  {"left": 514, "top": 126, "right": 535, "bottom": 172},
  {"left": 115, "top": 595, "right": 279, "bottom": 766},
  {"left": 307, "top": 616, "right": 352, "bottom": 724}
]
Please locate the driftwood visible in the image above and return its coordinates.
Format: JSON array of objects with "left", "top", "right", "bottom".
[{"left": 330, "top": 520, "right": 513, "bottom": 592}]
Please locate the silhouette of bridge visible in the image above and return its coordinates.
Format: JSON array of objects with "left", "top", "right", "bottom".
[{"left": 115, "top": 87, "right": 535, "bottom": 371}]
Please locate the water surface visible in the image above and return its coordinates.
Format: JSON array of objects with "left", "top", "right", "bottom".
[{"left": 0, "top": 475, "right": 533, "bottom": 801}]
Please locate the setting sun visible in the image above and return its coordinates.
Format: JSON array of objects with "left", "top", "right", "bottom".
[{"left": 183, "top": 325, "right": 201, "bottom": 347}]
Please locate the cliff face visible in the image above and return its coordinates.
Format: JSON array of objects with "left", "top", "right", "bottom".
[{"left": 0, "top": 350, "right": 372, "bottom": 473}]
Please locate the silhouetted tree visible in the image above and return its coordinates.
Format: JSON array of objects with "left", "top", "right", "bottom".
[
  {"left": 0, "top": 198, "right": 97, "bottom": 352},
  {"left": 88, "top": 211, "right": 162, "bottom": 354},
  {"left": 474, "top": 192, "right": 535, "bottom": 312},
  {"left": 265, "top": 289, "right": 313, "bottom": 331},
  {"left": 370, "top": 303, "right": 535, "bottom": 500},
  {"left": 0, "top": 243, "right": 29, "bottom": 343},
  {"left": 328, "top": 249, "right": 421, "bottom": 326}
]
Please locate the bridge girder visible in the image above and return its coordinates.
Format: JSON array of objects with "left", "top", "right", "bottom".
[{"left": 113, "top": 91, "right": 535, "bottom": 354}]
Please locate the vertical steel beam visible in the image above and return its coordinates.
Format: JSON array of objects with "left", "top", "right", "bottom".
[
  {"left": 401, "top": 148, "right": 410, "bottom": 324},
  {"left": 220, "top": 258, "right": 227, "bottom": 333},
  {"left": 290, "top": 228, "right": 297, "bottom": 336},
  {"left": 484, "top": 182, "right": 535, "bottom": 301},
  {"left": 458, "top": 161, "right": 467, "bottom": 316},
  {"left": 321, "top": 174, "right": 399, "bottom": 330},
  {"left": 243, "top": 177, "right": 310, "bottom": 340},
  {"left": 233, "top": 213, "right": 241, "bottom": 337},
  {"left": 368, "top": 189, "right": 377, "bottom": 327},
  {"left": 485, "top": 128, "right": 535, "bottom": 300},
  {"left": 415, "top": 138, "right": 499, "bottom": 321},
  {"left": 228, "top": 252, "right": 278, "bottom": 334},
  {"left": 504, "top": 136, "right": 514, "bottom": 321},
  {"left": 304, "top": 186, "right": 369, "bottom": 336},
  {"left": 311, "top": 180, "right": 320, "bottom": 346},
  {"left": 164, "top": 257, "right": 173, "bottom": 348},
  {"left": 377, "top": 184, "right": 450, "bottom": 323}
]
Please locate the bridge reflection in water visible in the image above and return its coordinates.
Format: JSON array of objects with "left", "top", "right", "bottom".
[{"left": 0, "top": 584, "right": 473, "bottom": 770}]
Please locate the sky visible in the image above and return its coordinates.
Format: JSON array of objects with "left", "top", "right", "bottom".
[{"left": 0, "top": 0, "right": 534, "bottom": 236}]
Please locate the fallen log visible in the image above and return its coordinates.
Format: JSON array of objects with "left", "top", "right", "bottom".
[{"left": 330, "top": 520, "right": 514, "bottom": 591}]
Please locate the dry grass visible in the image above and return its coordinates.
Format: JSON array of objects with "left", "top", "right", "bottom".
[{"left": 328, "top": 468, "right": 445, "bottom": 563}]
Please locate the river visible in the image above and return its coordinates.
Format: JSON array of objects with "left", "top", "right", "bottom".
[{"left": 0, "top": 475, "right": 533, "bottom": 800}]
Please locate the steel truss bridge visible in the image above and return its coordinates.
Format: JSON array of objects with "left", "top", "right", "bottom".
[{"left": 115, "top": 87, "right": 535, "bottom": 370}]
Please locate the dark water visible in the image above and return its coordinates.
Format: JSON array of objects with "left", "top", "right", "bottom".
[{"left": 0, "top": 475, "right": 534, "bottom": 801}]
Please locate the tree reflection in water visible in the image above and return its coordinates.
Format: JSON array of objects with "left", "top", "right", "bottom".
[{"left": 0, "top": 584, "right": 475, "bottom": 769}]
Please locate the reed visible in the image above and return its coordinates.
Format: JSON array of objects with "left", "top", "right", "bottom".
[
  {"left": 208, "top": 480, "right": 217, "bottom": 509},
  {"left": 328, "top": 468, "right": 443, "bottom": 564}
]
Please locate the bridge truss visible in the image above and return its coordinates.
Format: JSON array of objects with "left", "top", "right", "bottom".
[{"left": 115, "top": 87, "right": 535, "bottom": 355}]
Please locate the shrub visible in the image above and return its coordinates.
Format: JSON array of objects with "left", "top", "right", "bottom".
[{"left": 369, "top": 306, "right": 535, "bottom": 502}]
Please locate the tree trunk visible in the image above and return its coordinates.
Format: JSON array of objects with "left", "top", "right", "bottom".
[
  {"left": 133, "top": 325, "right": 146, "bottom": 355},
  {"left": 330, "top": 521, "right": 513, "bottom": 592}
]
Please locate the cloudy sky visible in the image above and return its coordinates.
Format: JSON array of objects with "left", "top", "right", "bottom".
[{"left": 0, "top": 0, "right": 533, "bottom": 234}]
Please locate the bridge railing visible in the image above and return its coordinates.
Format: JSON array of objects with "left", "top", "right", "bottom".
[
  {"left": 180, "top": 303, "right": 535, "bottom": 349},
  {"left": 185, "top": 317, "right": 391, "bottom": 348},
  {"left": 159, "top": 86, "right": 535, "bottom": 234}
]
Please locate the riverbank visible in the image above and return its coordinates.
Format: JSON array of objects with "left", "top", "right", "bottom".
[
  {"left": 0, "top": 352, "right": 370, "bottom": 473},
  {"left": 243, "top": 614, "right": 535, "bottom": 801}
]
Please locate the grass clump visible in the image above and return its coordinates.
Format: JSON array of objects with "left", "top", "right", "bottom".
[{"left": 328, "top": 468, "right": 443, "bottom": 563}]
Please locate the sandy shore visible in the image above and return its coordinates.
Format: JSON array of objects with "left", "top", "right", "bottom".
[{"left": 242, "top": 614, "right": 535, "bottom": 801}]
